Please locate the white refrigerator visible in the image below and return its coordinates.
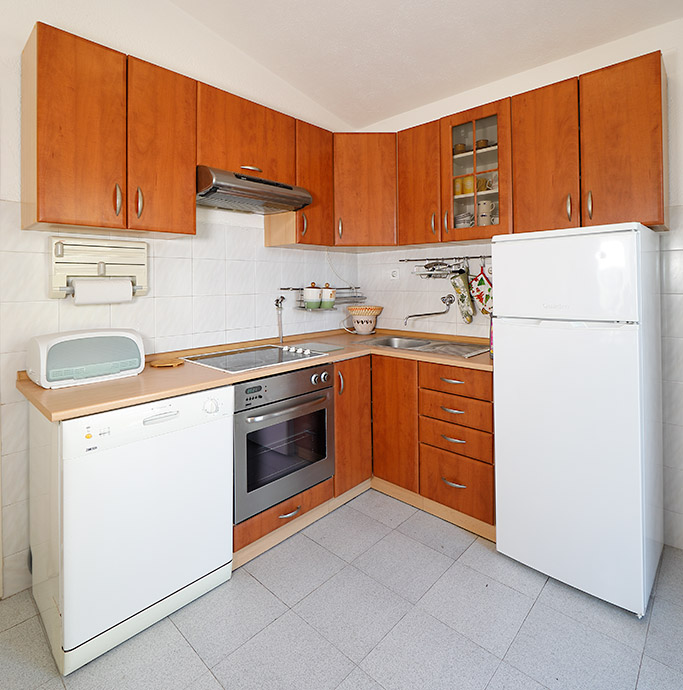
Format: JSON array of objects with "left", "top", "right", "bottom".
[{"left": 492, "top": 222, "right": 663, "bottom": 616}]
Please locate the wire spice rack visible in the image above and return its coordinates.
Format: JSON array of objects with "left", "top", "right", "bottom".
[{"left": 279, "top": 286, "right": 367, "bottom": 311}]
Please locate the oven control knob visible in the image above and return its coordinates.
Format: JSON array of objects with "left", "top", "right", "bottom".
[
  {"left": 296, "top": 348, "right": 304, "bottom": 354},
  {"left": 303, "top": 349, "right": 311, "bottom": 355},
  {"left": 320, "top": 371, "right": 329, "bottom": 382},
  {"left": 310, "top": 373, "right": 320, "bottom": 385},
  {"left": 203, "top": 398, "right": 219, "bottom": 414}
]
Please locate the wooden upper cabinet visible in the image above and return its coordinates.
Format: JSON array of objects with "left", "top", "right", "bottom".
[
  {"left": 440, "top": 99, "right": 512, "bottom": 241},
  {"left": 127, "top": 58, "right": 197, "bottom": 234},
  {"left": 334, "top": 133, "right": 397, "bottom": 246},
  {"left": 22, "top": 22, "right": 127, "bottom": 230},
  {"left": 295, "top": 120, "right": 334, "bottom": 245},
  {"left": 197, "top": 83, "right": 296, "bottom": 185},
  {"left": 580, "top": 52, "right": 667, "bottom": 229},
  {"left": 397, "top": 120, "right": 441, "bottom": 244},
  {"left": 512, "top": 79, "right": 580, "bottom": 233},
  {"left": 333, "top": 356, "right": 372, "bottom": 496}
]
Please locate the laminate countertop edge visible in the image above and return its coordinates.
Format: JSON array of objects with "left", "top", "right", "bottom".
[{"left": 16, "top": 329, "right": 493, "bottom": 422}]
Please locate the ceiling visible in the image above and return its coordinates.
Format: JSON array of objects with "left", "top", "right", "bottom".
[{"left": 169, "top": 0, "right": 683, "bottom": 129}]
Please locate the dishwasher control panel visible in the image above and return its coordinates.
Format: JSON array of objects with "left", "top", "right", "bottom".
[{"left": 61, "top": 386, "right": 235, "bottom": 458}]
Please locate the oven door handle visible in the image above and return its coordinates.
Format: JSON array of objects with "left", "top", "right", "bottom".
[{"left": 244, "top": 396, "right": 327, "bottom": 424}]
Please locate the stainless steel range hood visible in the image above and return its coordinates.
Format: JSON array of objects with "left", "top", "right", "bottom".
[{"left": 196, "top": 165, "right": 312, "bottom": 215}]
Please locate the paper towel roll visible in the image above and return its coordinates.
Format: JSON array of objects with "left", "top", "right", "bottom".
[{"left": 71, "top": 277, "right": 134, "bottom": 305}]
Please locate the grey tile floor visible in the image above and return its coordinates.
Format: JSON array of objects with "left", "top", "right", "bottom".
[{"left": 2, "top": 489, "right": 683, "bottom": 690}]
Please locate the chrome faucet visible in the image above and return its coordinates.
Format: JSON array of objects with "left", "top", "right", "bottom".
[
  {"left": 275, "top": 296, "right": 285, "bottom": 343},
  {"left": 404, "top": 294, "right": 456, "bottom": 326}
]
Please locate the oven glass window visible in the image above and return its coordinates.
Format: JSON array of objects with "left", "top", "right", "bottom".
[{"left": 246, "top": 409, "right": 327, "bottom": 492}]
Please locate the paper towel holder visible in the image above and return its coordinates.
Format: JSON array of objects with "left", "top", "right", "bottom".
[{"left": 50, "top": 236, "right": 149, "bottom": 300}]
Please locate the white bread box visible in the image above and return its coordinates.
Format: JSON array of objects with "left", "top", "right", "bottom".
[{"left": 26, "top": 329, "right": 145, "bottom": 389}]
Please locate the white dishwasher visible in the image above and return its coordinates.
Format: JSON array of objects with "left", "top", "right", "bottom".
[{"left": 29, "top": 386, "right": 234, "bottom": 675}]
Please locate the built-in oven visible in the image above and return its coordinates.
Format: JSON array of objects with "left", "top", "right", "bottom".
[{"left": 233, "top": 365, "right": 335, "bottom": 524}]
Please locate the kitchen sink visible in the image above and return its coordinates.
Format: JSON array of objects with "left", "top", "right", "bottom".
[{"left": 361, "top": 336, "right": 432, "bottom": 349}]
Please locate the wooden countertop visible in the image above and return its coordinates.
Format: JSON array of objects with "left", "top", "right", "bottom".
[{"left": 16, "top": 329, "right": 493, "bottom": 422}]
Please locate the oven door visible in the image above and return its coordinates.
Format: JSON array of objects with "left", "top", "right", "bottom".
[{"left": 234, "top": 388, "right": 334, "bottom": 524}]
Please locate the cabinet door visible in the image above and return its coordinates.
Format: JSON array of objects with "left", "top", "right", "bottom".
[
  {"left": 512, "top": 79, "right": 580, "bottom": 233},
  {"left": 26, "top": 23, "right": 127, "bottom": 229},
  {"left": 334, "top": 133, "right": 397, "bottom": 246},
  {"left": 398, "top": 121, "right": 441, "bottom": 244},
  {"left": 333, "top": 357, "right": 372, "bottom": 496},
  {"left": 440, "top": 99, "right": 512, "bottom": 240},
  {"left": 580, "top": 52, "right": 666, "bottom": 228},
  {"left": 371, "top": 355, "right": 418, "bottom": 492},
  {"left": 127, "top": 58, "right": 197, "bottom": 234},
  {"left": 197, "top": 83, "right": 296, "bottom": 185},
  {"left": 296, "top": 120, "right": 334, "bottom": 245}
]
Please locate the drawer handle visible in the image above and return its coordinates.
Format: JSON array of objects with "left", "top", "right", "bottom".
[
  {"left": 440, "top": 377, "right": 464, "bottom": 385},
  {"left": 279, "top": 506, "right": 301, "bottom": 519},
  {"left": 441, "top": 406, "right": 465, "bottom": 415},
  {"left": 441, "top": 477, "right": 467, "bottom": 489},
  {"left": 442, "top": 434, "right": 465, "bottom": 444}
]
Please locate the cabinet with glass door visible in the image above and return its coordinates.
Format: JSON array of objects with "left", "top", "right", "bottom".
[{"left": 440, "top": 99, "right": 512, "bottom": 241}]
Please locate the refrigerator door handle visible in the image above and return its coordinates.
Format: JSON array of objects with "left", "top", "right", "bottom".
[{"left": 495, "top": 317, "right": 637, "bottom": 330}]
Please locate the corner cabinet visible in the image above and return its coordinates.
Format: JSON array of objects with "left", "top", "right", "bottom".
[
  {"left": 440, "top": 99, "right": 512, "bottom": 241},
  {"left": 334, "top": 133, "right": 397, "bottom": 246},
  {"left": 22, "top": 23, "right": 197, "bottom": 235},
  {"left": 333, "top": 357, "right": 372, "bottom": 496},
  {"left": 397, "top": 120, "right": 441, "bottom": 244},
  {"left": 197, "top": 84, "right": 296, "bottom": 186}
]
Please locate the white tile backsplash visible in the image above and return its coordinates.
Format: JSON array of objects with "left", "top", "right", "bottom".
[
  {"left": 0, "top": 301, "right": 59, "bottom": 354},
  {"left": 154, "top": 257, "right": 193, "bottom": 297},
  {"left": 192, "top": 259, "right": 227, "bottom": 296}
]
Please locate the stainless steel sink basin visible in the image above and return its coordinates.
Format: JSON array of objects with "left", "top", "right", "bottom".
[{"left": 361, "top": 336, "right": 432, "bottom": 349}]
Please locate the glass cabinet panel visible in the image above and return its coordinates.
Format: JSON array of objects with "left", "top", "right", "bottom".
[{"left": 441, "top": 99, "right": 511, "bottom": 240}]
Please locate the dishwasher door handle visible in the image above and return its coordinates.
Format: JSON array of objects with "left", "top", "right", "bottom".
[
  {"left": 142, "top": 410, "right": 180, "bottom": 425},
  {"left": 245, "top": 396, "right": 326, "bottom": 424}
]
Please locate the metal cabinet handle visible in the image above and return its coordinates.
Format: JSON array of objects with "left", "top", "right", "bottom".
[
  {"left": 142, "top": 410, "right": 179, "bottom": 425},
  {"left": 587, "top": 190, "right": 593, "bottom": 219},
  {"left": 431, "top": 212, "right": 436, "bottom": 235},
  {"left": 114, "top": 183, "right": 122, "bottom": 216},
  {"left": 301, "top": 212, "right": 308, "bottom": 237},
  {"left": 241, "top": 165, "right": 263, "bottom": 173},
  {"left": 441, "top": 477, "right": 467, "bottom": 489},
  {"left": 245, "top": 396, "right": 326, "bottom": 423},
  {"left": 440, "top": 377, "right": 464, "bottom": 385},
  {"left": 338, "top": 371, "right": 344, "bottom": 395},
  {"left": 566, "top": 194, "right": 572, "bottom": 221},
  {"left": 279, "top": 506, "right": 301, "bottom": 519},
  {"left": 442, "top": 434, "right": 466, "bottom": 444},
  {"left": 338, "top": 218, "right": 343, "bottom": 239},
  {"left": 443, "top": 210, "right": 449, "bottom": 234},
  {"left": 441, "top": 406, "right": 465, "bottom": 415},
  {"left": 136, "top": 187, "right": 144, "bottom": 218}
]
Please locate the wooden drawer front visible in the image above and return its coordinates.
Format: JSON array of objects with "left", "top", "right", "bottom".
[
  {"left": 233, "top": 478, "right": 333, "bottom": 551},
  {"left": 419, "top": 389, "right": 493, "bottom": 432},
  {"left": 419, "top": 416, "right": 493, "bottom": 464},
  {"left": 420, "top": 444, "right": 494, "bottom": 524},
  {"left": 419, "top": 362, "right": 492, "bottom": 400}
]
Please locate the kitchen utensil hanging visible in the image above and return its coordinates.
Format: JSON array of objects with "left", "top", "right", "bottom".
[
  {"left": 469, "top": 258, "right": 494, "bottom": 315},
  {"left": 450, "top": 267, "right": 475, "bottom": 323}
]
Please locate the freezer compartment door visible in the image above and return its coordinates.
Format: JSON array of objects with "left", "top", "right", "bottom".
[
  {"left": 493, "top": 228, "right": 639, "bottom": 322},
  {"left": 493, "top": 317, "right": 647, "bottom": 614}
]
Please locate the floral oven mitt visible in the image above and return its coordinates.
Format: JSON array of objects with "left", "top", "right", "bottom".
[
  {"left": 450, "top": 270, "right": 475, "bottom": 324},
  {"left": 469, "top": 266, "right": 493, "bottom": 315}
]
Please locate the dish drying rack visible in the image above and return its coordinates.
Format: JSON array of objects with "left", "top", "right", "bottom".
[
  {"left": 399, "top": 255, "right": 491, "bottom": 279},
  {"left": 279, "top": 286, "right": 367, "bottom": 311}
]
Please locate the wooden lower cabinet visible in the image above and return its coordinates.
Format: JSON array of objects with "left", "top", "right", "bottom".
[
  {"left": 418, "top": 416, "right": 493, "bottom": 464},
  {"left": 371, "top": 355, "right": 419, "bottom": 492},
  {"left": 233, "top": 478, "right": 333, "bottom": 551},
  {"left": 420, "top": 444, "right": 494, "bottom": 524},
  {"left": 334, "top": 357, "right": 372, "bottom": 496}
]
